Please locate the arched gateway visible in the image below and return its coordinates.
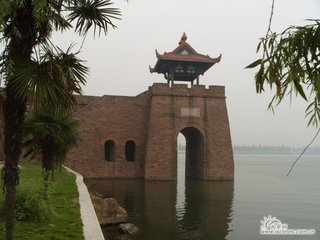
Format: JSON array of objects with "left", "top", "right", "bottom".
[
  {"left": 180, "top": 127, "right": 204, "bottom": 179},
  {"left": 66, "top": 33, "right": 234, "bottom": 180}
]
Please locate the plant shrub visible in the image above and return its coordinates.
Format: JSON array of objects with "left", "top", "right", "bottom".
[{"left": 0, "top": 181, "right": 53, "bottom": 222}]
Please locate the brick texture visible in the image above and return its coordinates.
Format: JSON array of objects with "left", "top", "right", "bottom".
[{"left": 66, "top": 83, "right": 234, "bottom": 180}]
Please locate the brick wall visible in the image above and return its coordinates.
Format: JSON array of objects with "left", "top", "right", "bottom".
[
  {"left": 66, "top": 83, "right": 234, "bottom": 180},
  {"left": 144, "top": 83, "right": 234, "bottom": 180},
  {"left": 67, "top": 92, "right": 151, "bottom": 178}
]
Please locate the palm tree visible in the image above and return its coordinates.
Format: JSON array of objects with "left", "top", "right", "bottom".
[
  {"left": 23, "top": 110, "right": 82, "bottom": 191},
  {"left": 0, "top": 1, "right": 120, "bottom": 239}
]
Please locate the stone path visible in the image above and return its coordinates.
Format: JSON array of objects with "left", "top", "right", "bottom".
[{"left": 64, "top": 166, "right": 105, "bottom": 240}]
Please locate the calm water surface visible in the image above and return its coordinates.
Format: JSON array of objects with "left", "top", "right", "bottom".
[{"left": 85, "top": 153, "right": 320, "bottom": 240}]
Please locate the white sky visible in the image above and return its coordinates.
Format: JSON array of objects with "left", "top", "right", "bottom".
[{"left": 52, "top": 0, "right": 319, "bottom": 147}]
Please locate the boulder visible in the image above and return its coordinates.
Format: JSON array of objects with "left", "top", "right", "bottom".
[
  {"left": 119, "top": 223, "right": 139, "bottom": 235},
  {"left": 91, "top": 194, "right": 128, "bottom": 225}
]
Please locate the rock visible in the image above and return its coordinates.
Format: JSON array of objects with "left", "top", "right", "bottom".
[
  {"left": 119, "top": 223, "right": 139, "bottom": 235},
  {"left": 115, "top": 206, "right": 128, "bottom": 223},
  {"left": 91, "top": 193, "right": 128, "bottom": 225}
]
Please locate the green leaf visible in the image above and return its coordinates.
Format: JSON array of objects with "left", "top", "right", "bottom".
[
  {"left": 293, "top": 80, "right": 308, "bottom": 101},
  {"left": 245, "top": 59, "right": 262, "bottom": 69},
  {"left": 255, "top": 63, "right": 265, "bottom": 93},
  {"left": 256, "top": 40, "right": 263, "bottom": 53},
  {"left": 248, "top": 19, "right": 320, "bottom": 127}
]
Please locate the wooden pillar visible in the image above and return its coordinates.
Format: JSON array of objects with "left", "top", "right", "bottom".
[{"left": 170, "top": 68, "right": 174, "bottom": 87}]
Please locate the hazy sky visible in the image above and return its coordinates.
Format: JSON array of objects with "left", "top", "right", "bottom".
[{"left": 52, "top": 0, "right": 319, "bottom": 146}]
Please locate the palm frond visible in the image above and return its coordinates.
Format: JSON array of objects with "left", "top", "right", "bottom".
[
  {"left": 9, "top": 43, "right": 88, "bottom": 111},
  {"left": 32, "top": 0, "right": 72, "bottom": 38},
  {"left": 23, "top": 110, "right": 82, "bottom": 165},
  {"left": 67, "top": 0, "right": 121, "bottom": 37}
]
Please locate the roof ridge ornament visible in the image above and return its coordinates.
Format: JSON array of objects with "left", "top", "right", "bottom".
[
  {"left": 179, "top": 32, "right": 188, "bottom": 45},
  {"left": 155, "top": 49, "right": 161, "bottom": 58}
]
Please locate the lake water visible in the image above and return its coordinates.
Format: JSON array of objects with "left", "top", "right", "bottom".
[{"left": 85, "top": 153, "right": 320, "bottom": 240}]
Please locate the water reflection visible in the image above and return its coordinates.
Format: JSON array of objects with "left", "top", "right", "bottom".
[
  {"left": 85, "top": 178, "right": 234, "bottom": 240},
  {"left": 182, "top": 180, "right": 234, "bottom": 239}
]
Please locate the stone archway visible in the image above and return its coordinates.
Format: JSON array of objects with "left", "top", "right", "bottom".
[{"left": 180, "top": 127, "right": 204, "bottom": 179}]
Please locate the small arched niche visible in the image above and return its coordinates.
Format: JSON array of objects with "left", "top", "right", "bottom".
[
  {"left": 125, "top": 140, "right": 136, "bottom": 162},
  {"left": 105, "top": 140, "right": 115, "bottom": 162}
]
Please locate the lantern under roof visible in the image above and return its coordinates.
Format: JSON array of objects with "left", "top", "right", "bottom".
[{"left": 149, "top": 32, "right": 221, "bottom": 85}]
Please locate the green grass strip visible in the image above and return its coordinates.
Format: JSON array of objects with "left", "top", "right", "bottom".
[{"left": 0, "top": 163, "right": 84, "bottom": 240}]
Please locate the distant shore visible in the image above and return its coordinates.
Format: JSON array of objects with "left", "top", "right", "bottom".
[{"left": 233, "top": 144, "right": 320, "bottom": 155}]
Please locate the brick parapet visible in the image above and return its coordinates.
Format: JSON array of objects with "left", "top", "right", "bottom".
[{"left": 150, "top": 83, "right": 225, "bottom": 98}]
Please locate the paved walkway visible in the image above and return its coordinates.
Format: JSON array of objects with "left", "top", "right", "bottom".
[{"left": 65, "top": 167, "right": 105, "bottom": 240}]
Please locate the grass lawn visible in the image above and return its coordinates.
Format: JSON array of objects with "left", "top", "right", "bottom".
[{"left": 0, "top": 163, "right": 84, "bottom": 240}]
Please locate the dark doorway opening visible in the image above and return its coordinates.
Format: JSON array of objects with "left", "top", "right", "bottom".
[{"left": 180, "top": 127, "right": 204, "bottom": 179}]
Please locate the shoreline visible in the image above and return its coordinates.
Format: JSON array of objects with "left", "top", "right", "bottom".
[{"left": 64, "top": 166, "right": 105, "bottom": 240}]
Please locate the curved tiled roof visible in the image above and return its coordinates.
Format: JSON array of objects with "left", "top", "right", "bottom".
[
  {"left": 156, "top": 49, "right": 221, "bottom": 63},
  {"left": 156, "top": 32, "right": 221, "bottom": 63},
  {"left": 150, "top": 33, "right": 221, "bottom": 77}
]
